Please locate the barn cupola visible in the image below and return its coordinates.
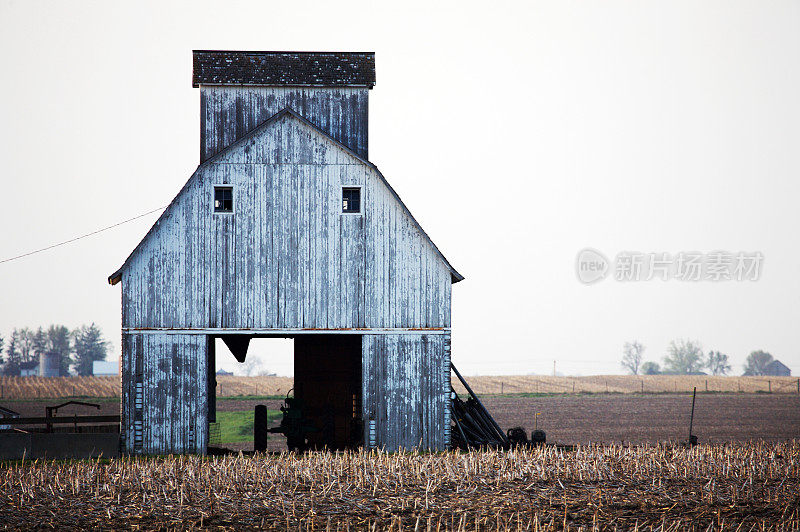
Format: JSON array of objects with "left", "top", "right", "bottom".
[{"left": 192, "top": 50, "right": 375, "bottom": 162}]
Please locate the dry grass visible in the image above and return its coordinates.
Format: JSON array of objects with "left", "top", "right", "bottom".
[
  {"left": 0, "top": 375, "right": 294, "bottom": 400},
  {"left": 1, "top": 375, "right": 797, "bottom": 400},
  {"left": 0, "top": 376, "right": 119, "bottom": 399},
  {"left": 453, "top": 375, "right": 800, "bottom": 395},
  {"left": 1, "top": 442, "right": 797, "bottom": 530},
  {"left": 215, "top": 375, "right": 294, "bottom": 397}
]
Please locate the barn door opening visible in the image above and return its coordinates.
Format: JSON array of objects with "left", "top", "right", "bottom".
[
  {"left": 206, "top": 335, "right": 293, "bottom": 452},
  {"left": 205, "top": 334, "right": 361, "bottom": 451},
  {"left": 294, "top": 335, "right": 363, "bottom": 450}
]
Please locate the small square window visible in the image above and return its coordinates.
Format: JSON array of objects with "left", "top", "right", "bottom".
[
  {"left": 214, "top": 186, "right": 233, "bottom": 213},
  {"left": 342, "top": 187, "right": 361, "bottom": 213}
]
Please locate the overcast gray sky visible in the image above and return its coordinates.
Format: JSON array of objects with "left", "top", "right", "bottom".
[{"left": 1, "top": 0, "right": 798, "bottom": 376}]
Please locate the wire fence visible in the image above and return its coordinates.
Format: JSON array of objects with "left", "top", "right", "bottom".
[
  {"left": 451, "top": 375, "right": 800, "bottom": 395},
  {"left": 1, "top": 375, "right": 797, "bottom": 400}
]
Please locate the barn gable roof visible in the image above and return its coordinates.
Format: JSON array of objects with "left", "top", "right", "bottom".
[
  {"left": 108, "top": 107, "right": 463, "bottom": 285},
  {"left": 192, "top": 51, "right": 376, "bottom": 88}
]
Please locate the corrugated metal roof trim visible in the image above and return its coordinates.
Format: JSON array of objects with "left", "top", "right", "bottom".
[{"left": 108, "top": 107, "right": 463, "bottom": 285}]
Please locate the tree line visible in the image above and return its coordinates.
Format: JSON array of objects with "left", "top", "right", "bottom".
[
  {"left": 0, "top": 324, "right": 109, "bottom": 377},
  {"left": 621, "top": 340, "right": 779, "bottom": 376}
]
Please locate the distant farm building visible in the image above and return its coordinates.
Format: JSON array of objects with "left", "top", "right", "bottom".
[
  {"left": 764, "top": 360, "right": 791, "bottom": 377},
  {"left": 39, "top": 352, "right": 60, "bottom": 377},
  {"left": 19, "top": 361, "right": 38, "bottom": 377},
  {"left": 93, "top": 360, "right": 119, "bottom": 376},
  {"left": 109, "top": 51, "right": 462, "bottom": 455},
  {"left": 17, "top": 353, "right": 60, "bottom": 377}
]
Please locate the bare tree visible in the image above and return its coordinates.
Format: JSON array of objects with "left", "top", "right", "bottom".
[
  {"left": 239, "top": 357, "right": 276, "bottom": 376},
  {"left": 663, "top": 339, "right": 704, "bottom": 374},
  {"left": 16, "top": 328, "right": 36, "bottom": 365},
  {"left": 621, "top": 341, "right": 645, "bottom": 375},
  {"left": 240, "top": 358, "right": 263, "bottom": 376},
  {"left": 705, "top": 350, "right": 731, "bottom": 375}
]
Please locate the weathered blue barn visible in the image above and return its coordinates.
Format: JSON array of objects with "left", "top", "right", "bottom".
[{"left": 109, "top": 51, "right": 462, "bottom": 455}]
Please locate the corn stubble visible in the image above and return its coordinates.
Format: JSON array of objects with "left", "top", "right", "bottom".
[{"left": 1, "top": 442, "right": 798, "bottom": 530}]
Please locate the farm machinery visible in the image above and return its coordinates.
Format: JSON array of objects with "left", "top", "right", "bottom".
[
  {"left": 253, "top": 391, "right": 319, "bottom": 452},
  {"left": 450, "top": 363, "right": 546, "bottom": 450},
  {"left": 254, "top": 367, "right": 546, "bottom": 452}
]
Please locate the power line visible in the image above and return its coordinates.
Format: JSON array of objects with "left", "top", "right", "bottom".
[{"left": 0, "top": 205, "right": 167, "bottom": 265}]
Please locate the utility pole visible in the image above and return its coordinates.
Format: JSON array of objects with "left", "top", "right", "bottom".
[{"left": 553, "top": 360, "right": 556, "bottom": 377}]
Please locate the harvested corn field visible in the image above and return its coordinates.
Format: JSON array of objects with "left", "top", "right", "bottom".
[
  {"left": 1, "top": 442, "right": 798, "bottom": 530},
  {"left": 483, "top": 393, "right": 800, "bottom": 445},
  {"left": 2, "top": 375, "right": 797, "bottom": 400},
  {"left": 214, "top": 375, "right": 294, "bottom": 398},
  {"left": 452, "top": 375, "right": 800, "bottom": 395},
  {"left": 0, "top": 375, "right": 294, "bottom": 400},
  {"left": 0, "top": 376, "right": 120, "bottom": 399}
]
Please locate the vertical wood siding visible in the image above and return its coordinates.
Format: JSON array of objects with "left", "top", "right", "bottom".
[
  {"left": 119, "top": 103, "right": 456, "bottom": 454},
  {"left": 200, "top": 86, "right": 369, "bottom": 162},
  {"left": 121, "top": 333, "right": 207, "bottom": 455},
  {"left": 361, "top": 333, "right": 450, "bottom": 451},
  {"left": 122, "top": 112, "right": 452, "bottom": 331}
]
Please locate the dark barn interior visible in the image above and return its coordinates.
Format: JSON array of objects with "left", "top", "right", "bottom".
[{"left": 294, "top": 335, "right": 362, "bottom": 450}]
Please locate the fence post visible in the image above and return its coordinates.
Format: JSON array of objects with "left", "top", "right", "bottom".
[
  {"left": 254, "top": 405, "right": 268, "bottom": 453},
  {"left": 641, "top": 380, "right": 644, "bottom": 394},
  {"left": 705, "top": 380, "right": 708, "bottom": 393},
  {"left": 769, "top": 380, "right": 771, "bottom": 393}
]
